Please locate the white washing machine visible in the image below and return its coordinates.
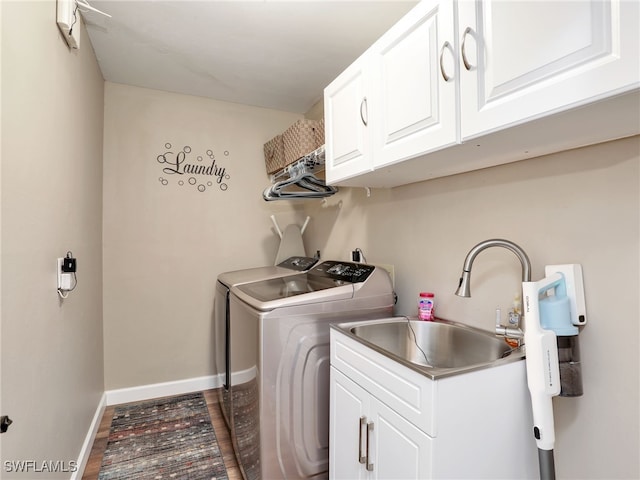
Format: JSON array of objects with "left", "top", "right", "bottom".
[
  {"left": 226, "top": 261, "right": 395, "bottom": 480},
  {"left": 214, "top": 256, "right": 319, "bottom": 425}
]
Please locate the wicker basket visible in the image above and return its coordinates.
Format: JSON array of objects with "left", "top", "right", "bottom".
[
  {"left": 283, "top": 119, "right": 324, "bottom": 166},
  {"left": 263, "top": 134, "right": 285, "bottom": 174}
]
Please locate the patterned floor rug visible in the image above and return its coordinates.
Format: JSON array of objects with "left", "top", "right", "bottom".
[{"left": 98, "top": 392, "right": 228, "bottom": 480}]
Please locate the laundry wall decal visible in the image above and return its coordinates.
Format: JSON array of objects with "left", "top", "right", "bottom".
[{"left": 156, "top": 143, "right": 231, "bottom": 192}]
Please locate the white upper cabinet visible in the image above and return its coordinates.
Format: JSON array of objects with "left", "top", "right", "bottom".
[
  {"left": 324, "top": 0, "right": 640, "bottom": 188},
  {"left": 325, "top": 0, "right": 456, "bottom": 185},
  {"left": 459, "top": 0, "right": 640, "bottom": 139},
  {"left": 324, "top": 55, "right": 373, "bottom": 183},
  {"left": 371, "top": 0, "right": 457, "bottom": 168}
]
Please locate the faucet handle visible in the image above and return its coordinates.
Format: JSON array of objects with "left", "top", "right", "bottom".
[
  {"left": 508, "top": 310, "right": 520, "bottom": 326},
  {"left": 496, "top": 305, "right": 523, "bottom": 346}
]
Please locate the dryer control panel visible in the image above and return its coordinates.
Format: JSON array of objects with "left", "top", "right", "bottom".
[{"left": 309, "top": 261, "right": 375, "bottom": 283}]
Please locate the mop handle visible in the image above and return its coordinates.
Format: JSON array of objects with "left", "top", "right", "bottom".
[{"left": 538, "top": 449, "right": 556, "bottom": 480}]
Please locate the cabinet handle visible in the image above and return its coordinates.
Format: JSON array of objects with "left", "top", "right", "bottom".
[
  {"left": 461, "top": 26, "right": 475, "bottom": 71},
  {"left": 366, "top": 421, "right": 374, "bottom": 472},
  {"left": 360, "top": 97, "right": 368, "bottom": 126},
  {"left": 439, "top": 41, "right": 454, "bottom": 82},
  {"left": 358, "top": 416, "right": 366, "bottom": 464}
]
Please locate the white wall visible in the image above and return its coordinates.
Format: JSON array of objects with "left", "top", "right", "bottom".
[
  {"left": 102, "top": 83, "right": 304, "bottom": 390},
  {"left": 301, "top": 135, "right": 639, "bottom": 479},
  {"left": 1, "top": 1, "right": 104, "bottom": 477}
]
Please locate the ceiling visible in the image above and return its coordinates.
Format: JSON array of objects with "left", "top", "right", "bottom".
[{"left": 83, "top": 1, "right": 418, "bottom": 114}]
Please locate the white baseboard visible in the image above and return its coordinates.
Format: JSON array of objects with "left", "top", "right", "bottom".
[
  {"left": 104, "top": 368, "right": 257, "bottom": 406},
  {"left": 105, "top": 374, "right": 223, "bottom": 406},
  {"left": 71, "top": 392, "right": 106, "bottom": 480}
]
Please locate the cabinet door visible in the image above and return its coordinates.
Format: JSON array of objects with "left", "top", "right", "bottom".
[
  {"left": 458, "top": 0, "right": 640, "bottom": 140},
  {"left": 324, "top": 55, "right": 373, "bottom": 185},
  {"left": 330, "top": 367, "right": 433, "bottom": 480},
  {"left": 372, "top": 0, "right": 457, "bottom": 168},
  {"left": 330, "top": 367, "right": 368, "bottom": 480},
  {"left": 368, "top": 398, "right": 433, "bottom": 480}
]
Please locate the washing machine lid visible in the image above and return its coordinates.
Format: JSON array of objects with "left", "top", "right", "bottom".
[
  {"left": 217, "top": 256, "right": 318, "bottom": 288},
  {"left": 232, "top": 261, "right": 377, "bottom": 310}
]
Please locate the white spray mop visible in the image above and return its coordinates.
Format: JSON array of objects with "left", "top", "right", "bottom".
[{"left": 522, "top": 264, "right": 586, "bottom": 480}]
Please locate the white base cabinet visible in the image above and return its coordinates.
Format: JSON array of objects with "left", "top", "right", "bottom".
[{"left": 329, "top": 328, "right": 538, "bottom": 479}]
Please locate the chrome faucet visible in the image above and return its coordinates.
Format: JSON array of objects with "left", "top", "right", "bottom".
[{"left": 455, "top": 239, "right": 531, "bottom": 342}]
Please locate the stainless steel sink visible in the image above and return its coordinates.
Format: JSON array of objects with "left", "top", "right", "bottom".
[{"left": 334, "top": 317, "right": 524, "bottom": 379}]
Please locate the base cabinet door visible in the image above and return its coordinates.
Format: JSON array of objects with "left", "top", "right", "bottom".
[
  {"left": 368, "top": 397, "right": 432, "bottom": 479},
  {"left": 330, "top": 367, "right": 368, "bottom": 480},
  {"left": 330, "top": 367, "right": 431, "bottom": 480}
]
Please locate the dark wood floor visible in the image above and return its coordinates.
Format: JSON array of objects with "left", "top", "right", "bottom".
[{"left": 81, "top": 389, "right": 242, "bottom": 480}]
